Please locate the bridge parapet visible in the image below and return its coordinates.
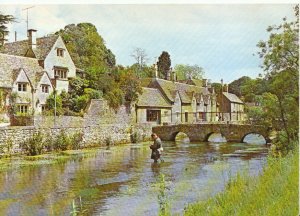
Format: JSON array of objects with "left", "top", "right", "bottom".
[{"left": 152, "top": 123, "right": 269, "bottom": 143}]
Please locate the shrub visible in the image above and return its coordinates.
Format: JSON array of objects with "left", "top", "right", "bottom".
[
  {"left": 21, "top": 132, "right": 45, "bottom": 156},
  {"left": 70, "top": 132, "right": 84, "bottom": 150},
  {"left": 53, "top": 130, "right": 72, "bottom": 151},
  {"left": 130, "top": 131, "right": 141, "bottom": 143}
]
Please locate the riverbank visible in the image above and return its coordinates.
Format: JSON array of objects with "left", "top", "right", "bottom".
[{"left": 184, "top": 148, "right": 298, "bottom": 216}]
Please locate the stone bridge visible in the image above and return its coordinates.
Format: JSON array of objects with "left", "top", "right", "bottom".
[{"left": 152, "top": 123, "right": 271, "bottom": 143}]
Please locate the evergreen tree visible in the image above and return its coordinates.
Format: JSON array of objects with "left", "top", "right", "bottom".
[{"left": 157, "top": 51, "right": 171, "bottom": 79}]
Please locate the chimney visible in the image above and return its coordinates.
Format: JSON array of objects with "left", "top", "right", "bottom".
[
  {"left": 172, "top": 71, "right": 176, "bottom": 82},
  {"left": 203, "top": 79, "right": 207, "bottom": 87},
  {"left": 15, "top": 31, "right": 17, "bottom": 42},
  {"left": 207, "top": 79, "right": 212, "bottom": 88},
  {"left": 154, "top": 63, "right": 158, "bottom": 79},
  {"left": 166, "top": 68, "right": 172, "bottom": 80},
  {"left": 223, "top": 84, "right": 228, "bottom": 92},
  {"left": 28, "top": 29, "right": 37, "bottom": 49}
]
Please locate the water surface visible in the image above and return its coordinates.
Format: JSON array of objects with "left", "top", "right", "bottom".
[{"left": 0, "top": 140, "right": 268, "bottom": 216}]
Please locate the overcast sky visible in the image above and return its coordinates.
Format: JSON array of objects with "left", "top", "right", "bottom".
[{"left": 0, "top": 4, "right": 296, "bottom": 83}]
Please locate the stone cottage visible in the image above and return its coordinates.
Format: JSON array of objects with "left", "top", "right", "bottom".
[
  {"left": 217, "top": 84, "right": 245, "bottom": 122},
  {"left": 1, "top": 29, "right": 76, "bottom": 93},
  {"left": 137, "top": 77, "right": 218, "bottom": 125},
  {"left": 0, "top": 53, "right": 54, "bottom": 120}
]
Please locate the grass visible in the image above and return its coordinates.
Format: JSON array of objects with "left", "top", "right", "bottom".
[
  {"left": 184, "top": 149, "right": 298, "bottom": 216},
  {"left": 0, "top": 148, "right": 101, "bottom": 172}
]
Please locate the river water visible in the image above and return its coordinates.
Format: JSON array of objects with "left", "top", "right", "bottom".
[{"left": 0, "top": 139, "right": 268, "bottom": 216}]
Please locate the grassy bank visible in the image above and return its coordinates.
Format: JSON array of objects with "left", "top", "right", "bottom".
[{"left": 184, "top": 149, "right": 298, "bottom": 216}]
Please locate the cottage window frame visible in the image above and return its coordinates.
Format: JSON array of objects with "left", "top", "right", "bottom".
[
  {"left": 17, "top": 83, "right": 27, "bottom": 92},
  {"left": 146, "top": 110, "right": 160, "bottom": 122},
  {"left": 54, "top": 68, "right": 68, "bottom": 80},
  {"left": 57, "top": 48, "right": 64, "bottom": 57},
  {"left": 41, "top": 84, "right": 49, "bottom": 93},
  {"left": 18, "top": 105, "right": 28, "bottom": 113}
]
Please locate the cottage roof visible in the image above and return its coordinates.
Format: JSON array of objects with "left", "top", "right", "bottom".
[
  {"left": 223, "top": 92, "right": 244, "bottom": 104},
  {"left": 136, "top": 87, "right": 171, "bottom": 108},
  {"left": 1, "top": 34, "right": 59, "bottom": 60},
  {"left": 154, "top": 79, "right": 204, "bottom": 104},
  {"left": 0, "top": 53, "right": 45, "bottom": 88}
]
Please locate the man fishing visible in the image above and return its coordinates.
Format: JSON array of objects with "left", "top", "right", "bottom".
[{"left": 150, "top": 133, "right": 164, "bottom": 163}]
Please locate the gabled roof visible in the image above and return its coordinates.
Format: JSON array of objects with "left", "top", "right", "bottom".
[
  {"left": 1, "top": 34, "right": 59, "bottom": 60},
  {"left": 136, "top": 87, "right": 171, "bottom": 108},
  {"left": 0, "top": 53, "right": 45, "bottom": 88},
  {"left": 152, "top": 78, "right": 204, "bottom": 104},
  {"left": 223, "top": 92, "right": 244, "bottom": 104}
]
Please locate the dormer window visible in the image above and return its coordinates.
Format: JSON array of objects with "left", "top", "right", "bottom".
[
  {"left": 41, "top": 84, "right": 49, "bottom": 93},
  {"left": 57, "top": 48, "right": 64, "bottom": 57},
  {"left": 18, "top": 83, "right": 27, "bottom": 92}
]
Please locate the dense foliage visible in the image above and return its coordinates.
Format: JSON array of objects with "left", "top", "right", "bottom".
[
  {"left": 174, "top": 64, "right": 204, "bottom": 80},
  {"left": 157, "top": 51, "right": 171, "bottom": 79},
  {"left": 0, "top": 12, "right": 15, "bottom": 46},
  {"left": 228, "top": 6, "right": 299, "bottom": 154},
  {"left": 50, "top": 23, "right": 143, "bottom": 113},
  {"left": 56, "top": 23, "right": 115, "bottom": 70}
]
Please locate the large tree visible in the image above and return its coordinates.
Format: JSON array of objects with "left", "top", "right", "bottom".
[
  {"left": 131, "top": 47, "right": 149, "bottom": 78},
  {"left": 174, "top": 64, "right": 204, "bottom": 80},
  {"left": 56, "top": 23, "right": 116, "bottom": 70},
  {"left": 256, "top": 5, "right": 299, "bottom": 147},
  {"left": 228, "top": 76, "right": 252, "bottom": 97},
  {"left": 0, "top": 12, "right": 15, "bottom": 46},
  {"left": 157, "top": 51, "right": 171, "bottom": 79}
]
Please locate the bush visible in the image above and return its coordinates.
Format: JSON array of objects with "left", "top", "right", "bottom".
[
  {"left": 70, "top": 132, "right": 84, "bottom": 150},
  {"left": 130, "top": 131, "right": 141, "bottom": 143},
  {"left": 21, "top": 132, "right": 45, "bottom": 156},
  {"left": 53, "top": 130, "right": 72, "bottom": 151}
]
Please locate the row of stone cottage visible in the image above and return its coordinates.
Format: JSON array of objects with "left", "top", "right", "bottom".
[{"left": 0, "top": 29, "right": 244, "bottom": 126}]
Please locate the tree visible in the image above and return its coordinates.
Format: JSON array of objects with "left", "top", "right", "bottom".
[
  {"left": 56, "top": 23, "right": 116, "bottom": 71},
  {"left": 0, "top": 12, "right": 15, "bottom": 46},
  {"left": 119, "top": 70, "right": 142, "bottom": 103},
  {"left": 131, "top": 47, "right": 149, "bottom": 77},
  {"left": 157, "top": 51, "right": 171, "bottom": 79},
  {"left": 228, "top": 76, "right": 252, "bottom": 97},
  {"left": 256, "top": 5, "right": 299, "bottom": 147},
  {"left": 174, "top": 64, "right": 204, "bottom": 80}
]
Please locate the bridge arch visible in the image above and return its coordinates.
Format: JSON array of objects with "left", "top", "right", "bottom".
[
  {"left": 241, "top": 132, "right": 267, "bottom": 144},
  {"left": 170, "top": 131, "right": 191, "bottom": 141},
  {"left": 206, "top": 132, "right": 227, "bottom": 143}
]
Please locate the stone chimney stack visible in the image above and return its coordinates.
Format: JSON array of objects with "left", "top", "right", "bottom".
[
  {"left": 172, "top": 71, "right": 176, "bottom": 82},
  {"left": 223, "top": 84, "right": 228, "bottom": 92},
  {"left": 203, "top": 79, "right": 208, "bottom": 87},
  {"left": 166, "top": 67, "right": 172, "bottom": 81},
  {"left": 28, "top": 29, "right": 37, "bottom": 49}
]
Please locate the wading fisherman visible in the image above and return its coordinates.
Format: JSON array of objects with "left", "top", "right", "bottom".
[{"left": 150, "top": 133, "right": 164, "bottom": 163}]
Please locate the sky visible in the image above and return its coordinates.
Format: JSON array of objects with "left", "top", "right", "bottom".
[{"left": 0, "top": 3, "right": 296, "bottom": 83}]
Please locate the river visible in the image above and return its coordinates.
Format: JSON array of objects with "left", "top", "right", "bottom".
[{"left": 0, "top": 138, "right": 268, "bottom": 216}]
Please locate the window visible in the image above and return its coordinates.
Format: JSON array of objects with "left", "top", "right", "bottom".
[
  {"left": 41, "top": 84, "right": 49, "bottom": 93},
  {"left": 57, "top": 48, "right": 64, "bottom": 57},
  {"left": 41, "top": 105, "right": 46, "bottom": 112},
  {"left": 54, "top": 68, "right": 68, "bottom": 79},
  {"left": 18, "top": 83, "right": 27, "bottom": 92},
  {"left": 18, "top": 105, "right": 28, "bottom": 113},
  {"left": 146, "top": 110, "right": 160, "bottom": 122}
]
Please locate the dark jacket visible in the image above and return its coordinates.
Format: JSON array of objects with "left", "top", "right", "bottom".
[{"left": 150, "top": 137, "right": 162, "bottom": 160}]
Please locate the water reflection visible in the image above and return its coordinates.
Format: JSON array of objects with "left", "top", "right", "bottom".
[{"left": 0, "top": 141, "right": 268, "bottom": 216}]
